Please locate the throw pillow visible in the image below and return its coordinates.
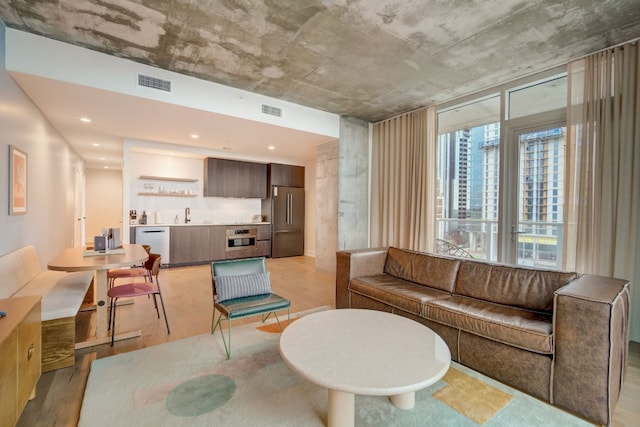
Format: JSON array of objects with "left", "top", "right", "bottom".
[{"left": 215, "top": 272, "right": 272, "bottom": 302}]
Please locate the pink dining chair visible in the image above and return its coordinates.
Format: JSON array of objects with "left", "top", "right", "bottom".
[
  {"left": 107, "top": 253, "right": 170, "bottom": 346},
  {"left": 107, "top": 244, "right": 152, "bottom": 288}
]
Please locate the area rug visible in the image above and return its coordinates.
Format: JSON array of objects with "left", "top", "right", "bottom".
[{"left": 79, "top": 308, "right": 592, "bottom": 426}]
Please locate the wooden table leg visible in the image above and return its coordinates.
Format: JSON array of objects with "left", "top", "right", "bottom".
[{"left": 94, "top": 269, "right": 108, "bottom": 341}]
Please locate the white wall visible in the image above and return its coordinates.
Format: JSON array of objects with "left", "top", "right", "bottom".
[
  {"left": 0, "top": 22, "right": 85, "bottom": 267},
  {"left": 85, "top": 169, "right": 122, "bottom": 243}
]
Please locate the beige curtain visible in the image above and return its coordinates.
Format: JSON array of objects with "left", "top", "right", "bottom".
[
  {"left": 370, "top": 106, "right": 437, "bottom": 252},
  {"left": 564, "top": 41, "right": 639, "bottom": 338}
]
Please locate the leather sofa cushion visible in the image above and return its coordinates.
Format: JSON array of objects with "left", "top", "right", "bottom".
[
  {"left": 350, "top": 274, "right": 451, "bottom": 316},
  {"left": 425, "top": 296, "right": 553, "bottom": 354},
  {"left": 384, "top": 247, "right": 460, "bottom": 293},
  {"left": 455, "top": 260, "right": 577, "bottom": 313}
]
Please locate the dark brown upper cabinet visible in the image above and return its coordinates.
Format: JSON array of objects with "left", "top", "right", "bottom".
[
  {"left": 268, "top": 163, "right": 305, "bottom": 188},
  {"left": 204, "top": 158, "right": 267, "bottom": 198}
]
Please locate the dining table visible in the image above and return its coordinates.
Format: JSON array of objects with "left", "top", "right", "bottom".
[{"left": 48, "top": 244, "right": 149, "bottom": 348}]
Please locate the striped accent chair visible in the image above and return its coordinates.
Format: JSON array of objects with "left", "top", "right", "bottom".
[{"left": 211, "top": 257, "right": 290, "bottom": 358}]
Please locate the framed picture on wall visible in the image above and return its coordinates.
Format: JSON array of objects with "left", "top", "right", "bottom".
[{"left": 9, "top": 145, "right": 27, "bottom": 215}]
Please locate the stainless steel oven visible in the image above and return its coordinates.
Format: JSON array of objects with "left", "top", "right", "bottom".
[{"left": 226, "top": 227, "right": 257, "bottom": 251}]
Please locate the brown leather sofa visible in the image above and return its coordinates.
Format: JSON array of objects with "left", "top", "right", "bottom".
[{"left": 336, "top": 246, "right": 630, "bottom": 425}]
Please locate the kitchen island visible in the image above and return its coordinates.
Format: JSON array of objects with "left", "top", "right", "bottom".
[{"left": 131, "top": 223, "right": 271, "bottom": 266}]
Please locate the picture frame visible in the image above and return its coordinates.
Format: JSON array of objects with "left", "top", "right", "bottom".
[{"left": 9, "top": 145, "right": 27, "bottom": 215}]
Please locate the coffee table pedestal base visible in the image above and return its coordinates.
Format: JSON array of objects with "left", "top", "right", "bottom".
[
  {"left": 390, "top": 391, "right": 415, "bottom": 409},
  {"left": 328, "top": 389, "right": 354, "bottom": 427},
  {"left": 327, "top": 389, "right": 415, "bottom": 426}
]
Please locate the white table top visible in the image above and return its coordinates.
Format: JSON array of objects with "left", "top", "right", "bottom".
[{"left": 279, "top": 309, "right": 451, "bottom": 396}]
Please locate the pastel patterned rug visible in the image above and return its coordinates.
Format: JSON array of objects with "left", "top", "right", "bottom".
[{"left": 79, "top": 308, "right": 592, "bottom": 426}]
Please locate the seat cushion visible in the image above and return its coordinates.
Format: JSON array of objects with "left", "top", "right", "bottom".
[
  {"left": 13, "top": 270, "right": 94, "bottom": 321},
  {"left": 108, "top": 282, "right": 156, "bottom": 299},
  {"left": 217, "top": 293, "right": 290, "bottom": 319},
  {"left": 350, "top": 274, "right": 451, "bottom": 316},
  {"left": 215, "top": 272, "right": 272, "bottom": 302},
  {"left": 425, "top": 295, "right": 553, "bottom": 354}
]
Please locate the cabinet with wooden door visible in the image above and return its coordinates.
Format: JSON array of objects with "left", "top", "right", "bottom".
[
  {"left": 170, "top": 226, "right": 212, "bottom": 265},
  {"left": 0, "top": 296, "right": 41, "bottom": 427},
  {"left": 204, "top": 158, "right": 267, "bottom": 198},
  {"left": 268, "top": 163, "right": 305, "bottom": 188}
]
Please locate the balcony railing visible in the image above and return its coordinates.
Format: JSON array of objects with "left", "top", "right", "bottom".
[{"left": 436, "top": 218, "right": 563, "bottom": 269}]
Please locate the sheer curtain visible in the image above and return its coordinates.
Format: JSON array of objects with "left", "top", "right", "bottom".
[
  {"left": 370, "top": 106, "right": 437, "bottom": 252},
  {"left": 565, "top": 41, "right": 639, "bottom": 338}
]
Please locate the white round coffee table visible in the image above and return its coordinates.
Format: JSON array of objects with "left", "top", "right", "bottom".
[{"left": 279, "top": 309, "right": 451, "bottom": 427}]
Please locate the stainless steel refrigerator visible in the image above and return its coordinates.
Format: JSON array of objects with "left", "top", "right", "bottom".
[{"left": 266, "top": 186, "right": 304, "bottom": 257}]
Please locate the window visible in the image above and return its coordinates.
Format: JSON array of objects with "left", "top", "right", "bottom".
[{"left": 436, "top": 71, "right": 567, "bottom": 268}]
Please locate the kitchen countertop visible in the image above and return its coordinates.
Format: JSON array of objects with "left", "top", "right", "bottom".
[{"left": 132, "top": 222, "right": 271, "bottom": 227}]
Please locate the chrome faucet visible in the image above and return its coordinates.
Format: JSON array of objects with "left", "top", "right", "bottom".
[{"left": 185, "top": 207, "right": 191, "bottom": 223}]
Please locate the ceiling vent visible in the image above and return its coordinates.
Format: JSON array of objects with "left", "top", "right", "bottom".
[
  {"left": 261, "top": 104, "right": 282, "bottom": 117},
  {"left": 137, "top": 73, "right": 172, "bottom": 92}
]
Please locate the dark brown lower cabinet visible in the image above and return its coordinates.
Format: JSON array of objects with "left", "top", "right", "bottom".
[{"left": 169, "top": 225, "right": 271, "bottom": 266}]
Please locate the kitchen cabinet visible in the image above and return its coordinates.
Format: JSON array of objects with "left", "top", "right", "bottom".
[
  {"left": 255, "top": 224, "right": 271, "bottom": 241},
  {"left": 268, "top": 163, "right": 305, "bottom": 188},
  {"left": 0, "top": 296, "right": 41, "bottom": 427},
  {"left": 209, "top": 226, "right": 227, "bottom": 261},
  {"left": 204, "top": 158, "right": 267, "bottom": 198},
  {"left": 168, "top": 224, "right": 271, "bottom": 266},
  {"left": 170, "top": 226, "right": 212, "bottom": 264}
]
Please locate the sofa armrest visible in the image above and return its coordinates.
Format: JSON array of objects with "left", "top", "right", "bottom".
[
  {"left": 335, "top": 248, "right": 388, "bottom": 308},
  {"left": 552, "top": 274, "right": 630, "bottom": 425}
]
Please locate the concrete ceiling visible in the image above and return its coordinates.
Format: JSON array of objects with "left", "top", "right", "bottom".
[{"left": 1, "top": 0, "right": 640, "bottom": 168}]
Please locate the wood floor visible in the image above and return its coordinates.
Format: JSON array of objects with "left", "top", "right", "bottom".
[{"left": 17, "top": 256, "right": 640, "bottom": 426}]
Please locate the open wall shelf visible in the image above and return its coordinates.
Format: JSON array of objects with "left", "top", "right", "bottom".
[{"left": 139, "top": 175, "right": 198, "bottom": 183}]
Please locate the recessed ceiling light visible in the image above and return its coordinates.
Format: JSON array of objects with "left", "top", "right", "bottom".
[
  {"left": 80, "top": 117, "right": 91, "bottom": 123},
  {"left": 103, "top": 165, "right": 109, "bottom": 169},
  {"left": 92, "top": 143, "right": 100, "bottom": 147},
  {"left": 190, "top": 134, "right": 199, "bottom": 139},
  {"left": 268, "top": 145, "right": 275, "bottom": 150},
  {"left": 99, "top": 157, "right": 105, "bottom": 160}
]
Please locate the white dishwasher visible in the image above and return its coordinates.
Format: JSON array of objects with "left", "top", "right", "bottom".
[{"left": 135, "top": 226, "right": 170, "bottom": 265}]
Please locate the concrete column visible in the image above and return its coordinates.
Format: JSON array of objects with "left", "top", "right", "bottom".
[
  {"left": 338, "top": 116, "right": 369, "bottom": 251},
  {"left": 315, "top": 116, "right": 369, "bottom": 275},
  {"left": 315, "top": 141, "right": 339, "bottom": 273}
]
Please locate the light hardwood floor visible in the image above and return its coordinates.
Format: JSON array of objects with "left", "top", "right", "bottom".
[{"left": 17, "top": 256, "right": 640, "bottom": 426}]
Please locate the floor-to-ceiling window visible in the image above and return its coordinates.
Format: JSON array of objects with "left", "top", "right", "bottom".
[{"left": 436, "top": 71, "right": 567, "bottom": 268}]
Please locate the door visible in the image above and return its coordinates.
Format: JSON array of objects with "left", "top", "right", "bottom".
[
  {"left": 73, "top": 166, "right": 86, "bottom": 247},
  {"left": 287, "top": 187, "right": 305, "bottom": 230},
  {"left": 272, "top": 186, "right": 289, "bottom": 231},
  {"left": 272, "top": 230, "right": 304, "bottom": 258},
  {"left": 502, "top": 121, "right": 566, "bottom": 268},
  {"left": 272, "top": 186, "right": 305, "bottom": 231},
  {"left": 271, "top": 186, "right": 304, "bottom": 257}
]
